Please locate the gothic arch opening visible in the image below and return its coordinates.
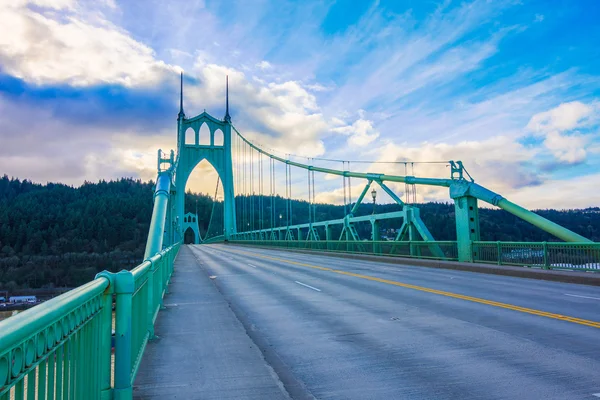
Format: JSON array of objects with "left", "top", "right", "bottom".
[
  {"left": 199, "top": 122, "right": 210, "bottom": 146},
  {"left": 184, "top": 227, "right": 196, "bottom": 244},
  {"left": 185, "top": 127, "right": 196, "bottom": 145},
  {"left": 213, "top": 128, "right": 224, "bottom": 146},
  {"left": 185, "top": 159, "right": 224, "bottom": 240}
]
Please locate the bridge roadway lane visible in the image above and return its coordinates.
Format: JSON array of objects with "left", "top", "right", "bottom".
[{"left": 190, "top": 244, "right": 600, "bottom": 400}]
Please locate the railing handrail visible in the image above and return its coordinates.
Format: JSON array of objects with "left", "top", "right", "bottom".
[{"left": 0, "top": 276, "right": 109, "bottom": 352}]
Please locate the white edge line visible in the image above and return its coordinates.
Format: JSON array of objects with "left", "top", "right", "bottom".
[
  {"left": 294, "top": 281, "right": 321, "bottom": 292},
  {"left": 591, "top": 393, "right": 600, "bottom": 398},
  {"left": 564, "top": 293, "right": 600, "bottom": 301},
  {"left": 247, "top": 264, "right": 257, "bottom": 268}
]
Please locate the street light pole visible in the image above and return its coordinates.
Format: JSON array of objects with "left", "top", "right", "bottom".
[{"left": 371, "top": 188, "right": 377, "bottom": 215}]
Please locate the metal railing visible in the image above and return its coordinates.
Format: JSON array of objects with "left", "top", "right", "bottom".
[
  {"left": 228, "top": 240, "right": 459, "bottom": 261},
  {"left": 227, "top": 240, "right": 600, "bottom": 271},
  {"left": 474, "top": 241, "right": 600, "bottom": 271},
  {"left": 0, "top": 242, "right": 181, "bottom": 400}
]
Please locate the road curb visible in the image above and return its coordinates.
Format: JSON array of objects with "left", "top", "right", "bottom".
[{"left": 224, "top": 243, "right": 600, "bottom": 286}]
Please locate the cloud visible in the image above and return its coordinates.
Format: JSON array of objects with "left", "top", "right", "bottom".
[
  {"left": 255, "top": 61, "right": 272, "bottom": 70},
  {"left": 527, "top": 101, "right": 594, "bottom": 133},
  {"left": 332, "top": 114, "right": 380, "bottom": 147},
  {"left": 0, "top": 0, "right": 178, "bottom": 87},
  {"left": 525, "top": 101, "right": 599, "bottom": 164},
  {"left": 543, "top": 131, "right": 588, "bottom": 164},
  {"left": 185, "top": 63, "right": 328, "bottom": 157}
]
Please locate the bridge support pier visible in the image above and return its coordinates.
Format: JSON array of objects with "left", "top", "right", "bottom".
[{"left": 453, "top": 195, "right": 480, "bottom": 262}]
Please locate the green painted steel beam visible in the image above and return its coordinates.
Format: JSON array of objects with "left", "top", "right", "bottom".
[
  {"left": 144, "top": 173, "right": 171, "bottom": 259},
  {"left": 375, "top": 180, "right": 405, "bottom": 206},
  {"left": 350, "top": 180, "right": 373, "bottom": 215},
  {"left": 451, "top": 181, "right": 592, "bottom": 243},
  {"left": 497, "top": 198, "right": 591, "bottom": 243}
]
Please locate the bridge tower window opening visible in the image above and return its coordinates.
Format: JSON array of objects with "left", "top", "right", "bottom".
[
  {"left": 213, "top": 128, "right": 224, "bottom": 146},
  {"left": 185, "top": 127, "right": 196, "bottom": 145},
  {"left": 199, "top": 122, "right": 211, "bottom": 145}
]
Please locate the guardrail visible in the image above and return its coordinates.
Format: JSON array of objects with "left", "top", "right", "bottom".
[
  {"left": 227, "top": 240, "right": 600, "bottom": 271},
  {"left": 228, "top": 240, "right": 459, "bottom": 261},
  {"left": 474, "top": 241, "right": 600, "bottom": 271},
  {"left": 0, "top": 242, "right": 180, "bottom": 400}
]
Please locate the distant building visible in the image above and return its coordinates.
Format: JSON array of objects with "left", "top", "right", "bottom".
[{"left": 9, "top": 295, "right": 37, "bottom": 304}]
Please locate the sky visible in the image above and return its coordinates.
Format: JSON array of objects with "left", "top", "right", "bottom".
[{"left": 0, "top": 0, "right": 599, "bottom": 209}]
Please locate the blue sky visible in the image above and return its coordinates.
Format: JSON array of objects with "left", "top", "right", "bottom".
[{"left": 0, "top": 0, "right": 599, "bottom": 208}]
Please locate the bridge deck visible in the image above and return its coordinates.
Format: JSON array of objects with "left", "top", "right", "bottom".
[
  {"left": 133, "top": 246, "right": 288, "bottom": 399},
  {"left": 136, "top": 244, "right": 600, "bottom": 399}
]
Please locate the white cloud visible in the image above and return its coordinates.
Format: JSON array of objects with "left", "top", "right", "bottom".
[
  {"left": 255, "top": 60, "right": 272, "bottom": 70},
  {"left": 27, "top": 0, "right": 75, "bottom": 10},
  {"left": 185, "top": 63, "right": 327, "bottom": 156},
  {"left": 0, "top": 1, "right": 178, "bottom": 86},
  {"left": 509, "top": 172, "right": 600, "bottom": 209},
  {"left": 534, "top": 14, "right": 544, "bottom": 23},
  {"left": 332, "top": 117, "right": 380, "bottom": 147},
  {"left": 543, "top": 131, "right": 588, "bottom": 164},
  {"left": 527, "top": 101, "right": 593, "bottom": 133},
  {"left": 526, "top": 101, "right": 599, "bottom": 164}
]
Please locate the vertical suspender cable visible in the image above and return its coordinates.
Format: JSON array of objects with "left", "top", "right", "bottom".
[
  {"left": 307, "top": 167, "right": 311, "bottom": 224},
  {"left": 270, "top": 157, "right": 274, "bottom": 229},
  {"left": 285, "top": 160, "right": 289, "bottom": 228},
  {"left": 244, "top": 141, "right": 247, "bottom": 231},
  {"left": 342, "top": 161, "right": 347, "bottom": 216},
  {"left": 289, "top": 165, "right": 293, "bottom": 227},
  {"left": 273, "top": 158, "right": 276, "bottom": 227},
  {"left": 347, "top": 161, "right": 351, "bottom": 211},
  {"left": 312, "top": 168, "right": 316, "bottom": 224},
  {"left": 250, "top": 147, "right": 254, "bottom": 231},
  {"left": 404, "top": 163, "right": 408, "bottom": 205},
  {"left": 259, "top": 152, "right": 263, "bottom": 231}
]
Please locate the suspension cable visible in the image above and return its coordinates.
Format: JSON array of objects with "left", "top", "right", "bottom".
[
  {"left": 347, "top": 161, "right": 351, "bottom": 211},
  {"left": 289, "top": 164, "right": 292, "bottom": 227},
  {"left": 307, "top": 167, "right": 311, "bottom": 224},
  {"left": 251, "top": 146, "right": 254, "bottom": 231},
  {"left": 342, "top": 161, "right": 347, "bottom": 216},
  {"left": 270, "top": 157, "right": 274, "bottom": 229},
  {"left": 204, "top": 177, "right": 221, "bottom": 239},
  {"left": 285, "top": 160, "right": 289, "bottom": 228},
  {"left": 311, "top": 167, "right": 316, "bottom": 224},
  {"left": 273, "top": 157, "right": 277, "bottom": 227},
  {"left": 259, "top": 152, "right": 263, "bottom": 231}
]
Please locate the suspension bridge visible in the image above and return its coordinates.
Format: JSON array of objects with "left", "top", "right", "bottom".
[{"left": 1, "top": 75, "right": 600, "bottom": 399}]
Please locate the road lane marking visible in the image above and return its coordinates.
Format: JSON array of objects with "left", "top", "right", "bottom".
[
  {"left": 294, "top": 281, "right": 321, "bottom": 292},
  {"left": 565, "top": 294, "right": 600, "bottom": 301},
  {"left": 248, "top": 264, "right": 258, "bottom": 268},
  {"left": 592, "top": 393, "right": 600, "bottom": 398},
  {"left": 224, "top": 247, "right": 600, "bottom": 329}
]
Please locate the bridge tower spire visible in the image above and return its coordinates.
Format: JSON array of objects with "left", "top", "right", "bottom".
[
  {"left": 178, "top": 71, "right": 185, "bottom": 119},
  {"left": 224, "top": 75, "right": 231, "bottom": 122}
]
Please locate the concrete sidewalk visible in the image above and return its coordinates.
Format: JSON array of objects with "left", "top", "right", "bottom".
[{"left": 133, "top": 246, "right": 289, "bottom": 400}]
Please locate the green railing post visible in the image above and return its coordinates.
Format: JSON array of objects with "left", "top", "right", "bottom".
[
  {"left": 496, "top": 241, "right": 501, "bottom": 265},
  {"left": 543, "top": 241, "right": 549, "bottom": 269},
  {"left": 95, "top": 271, "right": 116, "bottom": 400},
  {"left": 114, "top": 270, "right": 135, "bottom": 400},
  {"left": 146, "top": 257, "right": 157, "bottom": 340}
]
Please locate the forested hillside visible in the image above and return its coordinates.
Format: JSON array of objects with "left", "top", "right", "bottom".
[{"left": 0, "top": 175, "right": 598, "bottom": 290}]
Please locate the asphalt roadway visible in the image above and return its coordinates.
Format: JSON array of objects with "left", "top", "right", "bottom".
[{"left": 136, "top": 244, "right": 600, "bottom": 399}]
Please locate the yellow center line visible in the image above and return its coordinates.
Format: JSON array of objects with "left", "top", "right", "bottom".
[{"left": 217, "top": 246, "right": 600, "bottom": 329}]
